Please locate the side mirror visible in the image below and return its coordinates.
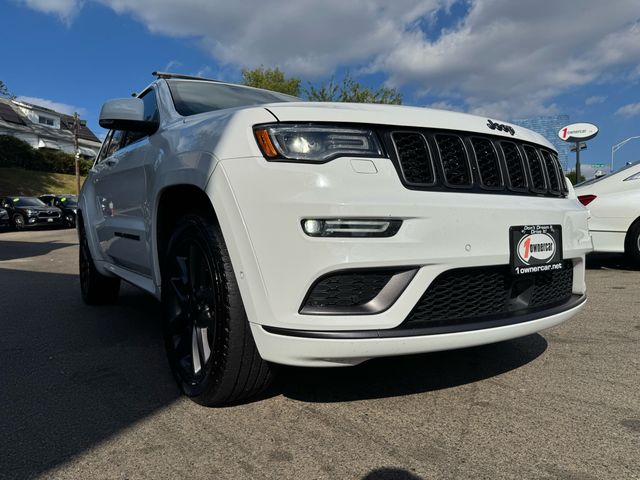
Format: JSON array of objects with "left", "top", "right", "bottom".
[{"left": 99, "top": 98, "right": 158, "bottom": 134}]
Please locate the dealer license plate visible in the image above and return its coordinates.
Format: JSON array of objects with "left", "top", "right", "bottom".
[{"left": 510, "top": 225, "right": 563, "bottom": 275}]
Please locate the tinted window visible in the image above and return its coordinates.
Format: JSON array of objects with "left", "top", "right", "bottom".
[
  {"left": 123, "top": 89, "right": 159, "bottom": 147},
  {"left": 104, "top": 130, "right": 125, "bottom": 158},
  {"left": 167, "top": 80, "right": 299, "bottom": 116},
  {"left": 57, "top": 196, "right": 78, "bottom": 207},
  {"left": 96, "top": 130, "right": 114, "bottom": 164},
  {"left": 12, "top": 197, "right": 46, "bottom": 207}
]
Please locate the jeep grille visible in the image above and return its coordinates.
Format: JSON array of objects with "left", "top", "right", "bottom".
[{"left": 388, "top": 130, "right": 568, "bottom": 197}]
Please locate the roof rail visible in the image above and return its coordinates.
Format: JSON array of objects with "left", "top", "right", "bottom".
[{"left": 152, "top": 71, "right": 222, "bottom": 83}]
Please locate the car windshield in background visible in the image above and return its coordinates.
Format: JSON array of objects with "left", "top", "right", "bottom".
[
  {"left": 59, "top": 196, "right": 78, "bottom": 206},
  {"left": 12, "top": 197, "right": 45, "bottom": 207},
  {"left": 167, "top": 80, "right": 300, "bottom": 116}
]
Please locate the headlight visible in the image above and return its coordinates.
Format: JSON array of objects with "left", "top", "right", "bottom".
[
  {"left": 26, "top": 209, "right": 37, "bottom": 216},
  {"left": 254, "top": 124, "right": 384, "bottom": 162}
]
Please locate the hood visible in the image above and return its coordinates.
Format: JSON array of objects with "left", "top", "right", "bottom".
[
  {"left": 19, "top": 206, "right": 61, "bottom": 212},
  {"left": 262, "top": 102, "right": 554, "bottom": 150}
]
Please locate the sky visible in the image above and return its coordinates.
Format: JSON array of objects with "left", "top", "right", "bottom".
[{"left": 2, "top": 0, "right": 639, "bottom": 175}]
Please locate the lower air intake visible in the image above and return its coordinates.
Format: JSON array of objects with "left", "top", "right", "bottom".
[{"left": 401, "top": 260, "right": 574, "bottom": 330}]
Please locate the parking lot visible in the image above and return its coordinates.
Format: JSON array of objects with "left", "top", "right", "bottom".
[{"left": 0, "top": 228, "right": 638, "bottom": 480}]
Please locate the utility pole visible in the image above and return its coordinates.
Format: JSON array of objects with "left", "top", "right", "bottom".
[
  {"left": 70, "top": 112, "right": 86, "bottom": 196},
  {"left": 73, "top": 112, "right": 80, "bottom": 196}
]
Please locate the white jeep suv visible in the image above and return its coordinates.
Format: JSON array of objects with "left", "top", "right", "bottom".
[{"left": 78, "top": 72, "right": 592, "bottom": 406}]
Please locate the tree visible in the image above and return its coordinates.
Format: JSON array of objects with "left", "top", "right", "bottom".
[
  {"left": 305, "top": 73, "right": 402, "bottom": 104},
  {"left": 0, "top": 80, "right": 12, "bottom": 98},
  {"left": 566, "top": 170, "right": 586, "bottom": 185},
  {"left": 241, "top": 67, "right": 301, "bottom": 96}
]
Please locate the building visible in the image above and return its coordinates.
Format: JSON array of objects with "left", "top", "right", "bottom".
[
  {"left": 511, "top": 115, "right": 570, "bottom": 171},
  {"left": 0, "top": 98, "right": 101, "bottom": 158}
]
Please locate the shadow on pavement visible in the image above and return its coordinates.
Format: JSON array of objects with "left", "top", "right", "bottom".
[
  {"left": 0, "top": 267, "right": 179, "bottom": 480},
  {"left": 276, "top": 333, "right": 547, "bottom": 403},
  {"left": 0, "top": 239, "right": 75, "bottom": 261},
  {"left": 585, "top": 252, "right": 638, "bottom": 271},
  {"left": 363, "top": 468, "right": 425, "bottom": 479},
  {"left": 0, "top": 263, "right": 547, "bottom": 478}
]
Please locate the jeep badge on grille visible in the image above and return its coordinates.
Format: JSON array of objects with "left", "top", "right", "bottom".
[{"left": 487, "top": 119, "right": 515, "bottom": 136}]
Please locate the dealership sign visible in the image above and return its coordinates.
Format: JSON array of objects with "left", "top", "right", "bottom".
[{"left": 558, "top": 123, "right": 599, "bottom": 142}]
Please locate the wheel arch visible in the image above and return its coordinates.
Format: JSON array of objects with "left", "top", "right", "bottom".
[
  {"left": 153, "top": 184, "right": 218, "bottom": 289},
  {"left": 624, "top": 215, "right": 640, "bottom": 252}
]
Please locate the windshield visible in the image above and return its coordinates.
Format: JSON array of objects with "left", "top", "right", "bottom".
[
  {"left": 11, "top": 197, "right": 46, "bottom": 207},
  {"left": 167, "top": 80, "right": 300, "bottom": 116},
  {"left": 58, "top": 196, "right": 78, "bottom": 206}
]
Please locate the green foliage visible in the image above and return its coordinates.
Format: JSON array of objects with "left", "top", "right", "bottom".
[
  {"left": 305, "top": 73, "right": 402, "bottom": 104},
  {"left": 566, "top": 170, "right": 586, "bottom": 185},
  {"left": 0, "top": 80, "right": 10, "bottom": 98},
  {"left": 0, "top": 135, "right": 92, "bottom": 176},
  {"left": 241, "top": 67, "right": 301, "bottom": 96}
]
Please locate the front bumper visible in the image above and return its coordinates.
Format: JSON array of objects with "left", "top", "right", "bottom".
[
  {"left": 251, "top": 295, "right": 586, "bottom": 366},
  {"left": 207, "top": 155, "right": 592, "bottom": 365},
  {"left": 24, "top": 216, "right": 63, "bottom": 227}
]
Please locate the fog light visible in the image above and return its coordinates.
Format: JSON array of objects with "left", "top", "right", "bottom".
[
  {"left": 28, "top": 218, "right": 36, "bottom": 224},
  {"left": 301, "top": 219, "right": 402, "bottom": 237}
]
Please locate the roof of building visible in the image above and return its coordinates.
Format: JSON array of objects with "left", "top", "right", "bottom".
[{"left": 0, "top": 98, "right": 101, "bottom": 144}]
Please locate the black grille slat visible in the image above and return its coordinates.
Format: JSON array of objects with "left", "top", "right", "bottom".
[
  {"left": 471, "top": 137, "right": 502, "bottom": 188},
  {"left": 523, "top": 145, "right": 546, "bottom": 192},
  {"left": 500, "top": 141, "right": 528, "bottom": 190},
  {"left": 551, "top": 151, "right": 568, "bottom": 194},
  {"left": 402, "top": 260, "right": 574, "bottom": 330},
  {"left": 541, "top": 150, "right": 561, "bottom": 194},
  {"left": 435, "top": 134, "right": 471, "bottom": 186},
  {"left": 303, "top": 272, "right": 393, "bottom": 309},
  {"left": 389, "top": 130, "right": 566, "bottom": 198},
  {"left": 392, "top": 132, "right": 435, "bottom": 185}
]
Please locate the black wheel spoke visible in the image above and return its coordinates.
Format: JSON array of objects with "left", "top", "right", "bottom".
[{"left": 165, "top": 236, "right": 218, "bottom": 383}]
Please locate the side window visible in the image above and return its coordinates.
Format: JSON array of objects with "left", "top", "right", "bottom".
[
  {"left": 104, "top": 130, "right": 125, "bottom": 158},
  {"left": 96, "top": 130, "right": 114, "bottom": 164},
  {"left": 122, "top": 89, "right": 159, "bottom": 147}
]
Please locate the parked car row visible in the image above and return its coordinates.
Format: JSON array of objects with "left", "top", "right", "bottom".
[{"left": 0, "top": 194, "right": 78, "bottom": 230}]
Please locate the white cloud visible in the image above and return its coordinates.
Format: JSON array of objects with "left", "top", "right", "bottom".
[
  {"left": 21, "top": 0, "right": 81, "bottom": 23},
  {"left": 372, "top": 0, "right": 640, "bottom": 117},
  {"left": 585, "top": 95, "right": 607, "bottom": 106},
  {"left": 615, "top": 102, "right": 640, "bottom": 118},
  {"left": 162, "top": 60, "right": 182, "bottom": 72},
  {"left": 16, "top": 96, "right": 84, "bottom": 116},
  {"left": 19, "top": 0, "right": 640, "bottom": 118},
  {"left": 424, "top": 100, "right": 462, "bottom": 112}
]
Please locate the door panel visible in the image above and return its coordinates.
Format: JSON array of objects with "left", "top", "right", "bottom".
[{"left": 93, "top": 139, "right": 152, "bottom": 275}]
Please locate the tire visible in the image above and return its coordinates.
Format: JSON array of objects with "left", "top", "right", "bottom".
[
  {"left": 625, "top": 221, "right": 640, "bottom": 266},
  {"left": 79, "top": 225, "right": 120, "bottom": 304},
  {"left": 65, "top": 213, "right": 76, "bottom": 229},
  {"left": 162, "top": 214, "right": 272, "bottom": 406},
  {"left": 13, "top": 214, "right": 25, "bottom": 230}
]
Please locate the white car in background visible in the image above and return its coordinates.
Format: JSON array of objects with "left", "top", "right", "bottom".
[
  {"left": 574, "top": 161, "right": 640, "bottom": 263},
  {"left": 78, "top": 72, "right": 592, "bottom": 406}
]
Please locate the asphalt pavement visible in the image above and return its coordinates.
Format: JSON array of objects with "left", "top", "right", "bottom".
[{"left": 0, "top": 228, "right": 638, "bottom": 480}]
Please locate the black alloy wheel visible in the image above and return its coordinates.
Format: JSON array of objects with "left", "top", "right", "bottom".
[
  {"left": 13, "top": 214, "right": 25, "bottom": 230},
  {"left": 164, "top": 234, "right": 219, "bottom": 390},
  {"left": 162, "top": 214, "right": 272, "bottom": 406}
]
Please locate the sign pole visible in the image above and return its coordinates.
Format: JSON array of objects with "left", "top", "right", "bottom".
[{"left": 575, "top": 141, "right": 581, "bottom": 181}]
